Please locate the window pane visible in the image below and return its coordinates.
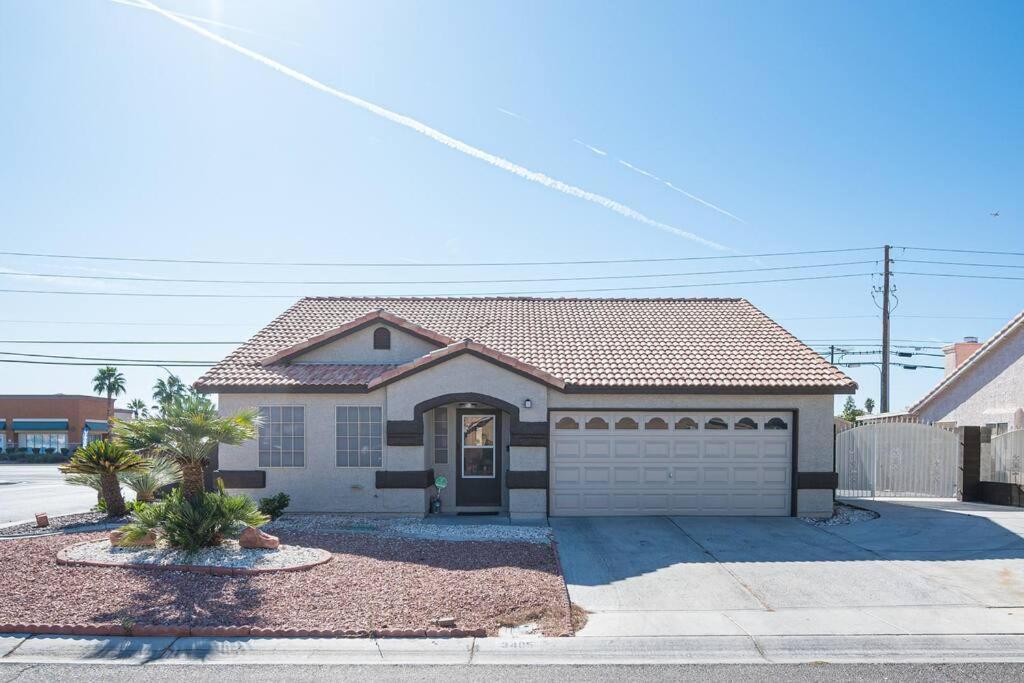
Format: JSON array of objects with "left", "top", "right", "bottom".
[
  {"left": 735, "top": 417, "right": 759, "bottom": 430},
  {"left": 463, "top": 447, "right": 495, "bottom": 477},
  {"left": 555, "top": 416, "right": 579, "bottom": 430},
  {"left": 585, "top": 417, "right": 608, "bottom": 430},
  {"left": 336, "top": 405, "right": 383, "bottom": 467},
  {"left": 706, "top": 417, "right": 728, "bottom": 430},
  {"left": 615, "top": 417, "right": 638, "bottom": 430},
  {"left": 463, "top": 416, "right": 494, "bottom": 446},
  {"left": 675, "top": 417, "right": 698, "bottom": 430},
  {"left": 765, "top": 417, "right": 789, "bottom": 430}
]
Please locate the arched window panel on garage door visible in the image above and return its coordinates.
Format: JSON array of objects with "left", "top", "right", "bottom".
[
  {"left": 555, "top": 416, "right": 579, "bottom": 430},
  {"left": 614, "top": 416, "right": 638, "bottom": 430},
  {"left": 585, "top": 416, "right": 609, "bottom": 430},
  {"left": 705, "top": 417, "right": 729, "bottom": 430},
  {"left": 645, "top": 417, "right": 669, "bottom": 430}
]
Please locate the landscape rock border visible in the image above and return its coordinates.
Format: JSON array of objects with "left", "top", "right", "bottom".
[
  {"left": 56, "top": 540, "right": 332, "bottom": 576},
  {"left": 0, "top": 623, "right": 487, "bottom": 638}
]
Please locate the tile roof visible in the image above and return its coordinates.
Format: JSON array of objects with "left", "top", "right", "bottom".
[
  {"left": 195, "top": 297, "right": 856, "bottom": 393},
  {"left": 907, "top": 309, "right": 1024, "bottom": 414}
]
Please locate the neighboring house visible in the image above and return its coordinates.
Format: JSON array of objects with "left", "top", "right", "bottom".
[
  {"left": 899, "top": 311, "right": 1024, "bottom": 432},
  {"left": 0, "top": 395, "right": 130, "bottom": 452},
  {"left": 196, "top": 297, "right": 856, "bottom": 519}
]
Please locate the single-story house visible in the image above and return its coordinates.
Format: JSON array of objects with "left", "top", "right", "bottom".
[
  {"left": 195, "top": 297, "right": 856, "bottom": 519},
  {"left": 896, "top": 310, "right": 1024, "bottom": 433}
]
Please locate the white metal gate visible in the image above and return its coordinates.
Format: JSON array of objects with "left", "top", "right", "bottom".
[
  {"left": 991, "top": 429, "right": 1024, "bottom": 485},
  {"left": 836, "top": 422, "right": 958, "bottom": 498}
]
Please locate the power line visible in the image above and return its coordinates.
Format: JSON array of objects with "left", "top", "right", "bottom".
[
  {"left": 0, "top": 246, "right": 882, "bottom": 268},
  {"left": 0, "top": 358, "right": 211, "bottom": 368},
  {"left": 896, "top": 259, "right": 1024, "bottom": 269},
  {"left": 0, "top": 319, "right": 256, "bottom": 327},
  {"left": 0, "top": 340, "right": 239, "bottom": 345},
  {"left": 0, "top": 272, "right": 876, "bottom": 298},
  {"left": 896, "top": 271, "right": 1024, "bottom": 282},
  {"left": 896, "top": 246, "right": 1024, "bottom": 258},
  {"left": 0, "top": 260, "right": 877, "bottom": 286},
  {"left": 0, "top": 351, "right": 215, "bottom": 363}
]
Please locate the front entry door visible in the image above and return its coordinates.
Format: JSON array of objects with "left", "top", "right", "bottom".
[{"left": 456, "top": 410, "right": 502, "bottom": 507}]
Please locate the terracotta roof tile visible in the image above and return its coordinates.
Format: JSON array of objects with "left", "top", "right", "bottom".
[{"left": 195, "top": 297, "right": 856, "bottom": 393}]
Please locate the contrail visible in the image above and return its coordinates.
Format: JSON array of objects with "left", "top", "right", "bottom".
[
  {"left": 619, "top": 160, "right": 745, "bottom": 224},
  {"left": 496, "top": 107, "right": 530, "bottom": 123},
  {"left": 130, "top": 0, "right": 727, "bottom": 251},
  {"left": 108, "top": 0, "right": 302, "bottom": 46},
  {"left": 573, "top": 139, "right": 607, "bottom": 157}
]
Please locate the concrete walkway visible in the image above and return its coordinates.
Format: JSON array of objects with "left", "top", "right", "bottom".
[{"left": 552, "top": 498, "right": 1024, "bottom": 638}]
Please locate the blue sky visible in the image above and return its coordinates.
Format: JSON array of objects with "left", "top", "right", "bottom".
[{"left": 0, "top": 0, "right": 1021, "bottom": 412}]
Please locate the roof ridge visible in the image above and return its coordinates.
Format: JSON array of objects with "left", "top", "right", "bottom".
[{"left": 298, "top": 296, "right": 747, "bottom": 302}]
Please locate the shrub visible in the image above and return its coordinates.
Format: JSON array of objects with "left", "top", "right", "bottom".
[
  {"left": 258, "top": 492, "right": 290, "bottom": 521},
  {"left": 60, "top": 441, "right": 148, "bottom": 517},
  {"left": 117, "top": 483, "right": 268, "bottom": 553},
  {"left": 120, "top": 456, "right": 181, "bottom": 502}
]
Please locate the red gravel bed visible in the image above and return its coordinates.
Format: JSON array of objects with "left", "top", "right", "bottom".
[{"left": 0, "top": 531, "right": 572, "bottom": 637}]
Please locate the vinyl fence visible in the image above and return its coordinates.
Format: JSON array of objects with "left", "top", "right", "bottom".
[
  {"left": 990, "top": 429, "right": 1024, "bottom": 485},
  {"left": 836, "top": 421, "right": 959, "bottom": 498}
]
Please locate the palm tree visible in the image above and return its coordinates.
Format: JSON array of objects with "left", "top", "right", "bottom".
[
  {"left": 115, "top": 394, "right": 260, "bottom": 501},
  {"left": 60, "top": 441, "right": 148, "bottom": 516},
  {"left": 120, "top": 456, "right": 182, "bottom": 502},
  {"left": 92, "top": 366, "right": 126, "bottom": 438},
  {"left": 127, "top": 398, "right": 149, "bottom": 419},
  {"left": 152, "top": 375, "right": 186, "bottom": 413}
]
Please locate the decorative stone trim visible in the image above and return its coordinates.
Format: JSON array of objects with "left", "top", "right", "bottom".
[
  {"left": 796, "top": 472, "right": 839, "bottom": 489},
  {"left": 214, "top": 469, "right": 266, "bottom": 489},
  {"left": 509, "top": 421, "right": 549, "bottom": 447},
  {"left": 374, "top": 469, "right": 435, "bottom": 489},
  {"left": 0, "top": 623, "right": 487, "bottom": 638},
  {"left": 386, "top": 420, "right": 423, "bottom": 446},
  {"left": 55, "top": 541, "right": 332, "bottom": 575},
  {"left": 506, "top": 470, "right": 549, "bottom": 489}
]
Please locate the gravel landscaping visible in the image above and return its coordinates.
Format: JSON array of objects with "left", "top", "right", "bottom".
[
  {"left": 60, "top": 539, "right": 331, "bottom": 573},
  {"left": 0, "top": 511, "right": 127, "bottom": 538},
  {"left": 801, "top": 502, "right": 880, "bottom": 527},
  {"left": 0, "top": 530, "right": 571, "bottom": 636},
  {"left": 267, "top": 514, "right": 552, "bottom": 545}
]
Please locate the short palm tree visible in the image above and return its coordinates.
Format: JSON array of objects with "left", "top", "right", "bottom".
[
  {"left": 60, "top": 441, "right": 148, "bottom": 516},
  {"left": 93, "top": 366, "right": 127, "bottom": 437},
  {"left": 115, "top": 394, "right": 260, "bottom": 501},
  {"left": 127, "top": 398, "right": 149, "bottom": 419},
  {"left": 120, "top": 456, "right": 182, "bottom": 502}
]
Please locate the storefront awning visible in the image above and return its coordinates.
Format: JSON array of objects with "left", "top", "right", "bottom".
[
  {"left": 84, "top": 420, "right": 109, "bottom": 432},
  {"left": 12, "top": 419, "right": 69, "bottom": 431},
  {"left": 0, "top": 419, "right": 5, "bottom": 429}
]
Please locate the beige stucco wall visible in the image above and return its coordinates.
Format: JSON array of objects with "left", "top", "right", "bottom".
[
  {"left": 296, "top": 324, "right": 439, "bottom": 364},
  {"left": 917, "top": 326, "right": 1024, "bottom": 428}
]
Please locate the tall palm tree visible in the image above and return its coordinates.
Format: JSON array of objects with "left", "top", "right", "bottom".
[
  {"left": 115, "top": 394, "right": 260, "bottom": 501},
  {"left": 127, "top": 398, "right": 149, "bottom": 419},
  {"left": 60, "top": 441, "right": 148, "bottom": 516},
  {"left": 92, "top": 366, "right": 126, "bottom": 439},
  {"left": 152, "top": 375, "right": 185, "bottom": 413}
]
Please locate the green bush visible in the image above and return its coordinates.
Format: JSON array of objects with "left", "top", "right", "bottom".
[
  {"left": 117, "top": 484, "right": 268, "bottom": 553},
  {"left": 258, "top": 492, "right": 290, "bottom": 521}
]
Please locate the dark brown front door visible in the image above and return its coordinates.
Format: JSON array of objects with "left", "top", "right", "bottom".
[{"left": 456, "top": 410, "right": 502, "bottom": 506}]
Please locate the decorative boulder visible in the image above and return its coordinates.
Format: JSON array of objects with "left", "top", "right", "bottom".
[
  {"left": 109, "top": 529, "right": 156, "bottom": 547},
  {"left": 239, "top": 526, "right": 279, "bottom": 550},
  {"left": 35, "top": 513, "right": 49, "bottom": 528}
]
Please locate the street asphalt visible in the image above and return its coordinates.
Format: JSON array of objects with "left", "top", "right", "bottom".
[{"left": 0, "top": 464, "right": 97, "bottom": 525}]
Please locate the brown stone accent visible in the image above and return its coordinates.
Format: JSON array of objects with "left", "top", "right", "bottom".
[
  {"left": 386, "top": 420, "right": 422, "bottom": 446},
  {"left": 375, "top": 469, "right": 434, "bottom": 489},
  {"left": 510, "top": 421, "right": 548, "bottom": 447},
  {"left": 239, "top": 526, "right": 280, "bottom": 549},
  {"left": 796, "top": 472, "right": 838, "bottom": 489},
  {"left": 506, "top": 470, "right": 549, "bottom": 489}
]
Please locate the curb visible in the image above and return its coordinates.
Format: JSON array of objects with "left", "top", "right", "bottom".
[
  {"left": 55, "top": 540, "right": 333, "bottom": 575},
  {"left": 0, "top": 524, "right": 122, "bottom": 542},
  {"left": 548, "top": 536, "right": 575, "bottom": 637},
  {"left": 0, "top": 623, "right": 487, "bottom": 639}
]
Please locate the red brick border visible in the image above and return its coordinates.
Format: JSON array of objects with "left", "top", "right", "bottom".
[
  {"left": 55, "top": 540, "right": 332, "bottom": 576},
  {"left": 0, "top": 623, "right": 487, "bottom": 638}
]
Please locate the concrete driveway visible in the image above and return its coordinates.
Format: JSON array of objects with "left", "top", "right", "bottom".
[{"left": 552, "top": 499, "right": 1024, "bottom": 637}]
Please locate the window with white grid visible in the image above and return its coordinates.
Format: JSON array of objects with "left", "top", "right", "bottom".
[
  {"left": 336, "top": 406, "right": 383, "bottom": 467},
  {"left": 433, "top": 407, "right": 449, "bottom": 464},
  {"left": 257, "top": 406, "right": 305, "bottom": 468}
]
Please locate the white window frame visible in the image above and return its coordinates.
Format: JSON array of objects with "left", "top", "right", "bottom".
[
  {"left": 257, "top": 405, "right": 306, "bottom": 469},
  {"left": 460, "top": 413, "right": 497, "bottom": 479},
  {"left": 335, "top": 405, "right": 384, "bottom": 469}
]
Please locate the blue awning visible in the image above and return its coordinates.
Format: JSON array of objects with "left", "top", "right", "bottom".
[
  {"left": 0, "top": 419, "right": 5, "bottom": 429},
  {"left": 12, "top": 420, "right": 68, "bottom": 431},
  {"left": 84, "top": 420, "right": 109, "bottom": 432}
]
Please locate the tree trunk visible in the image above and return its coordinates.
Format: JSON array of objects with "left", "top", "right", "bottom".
[
  {"left": 181, "top": 463, "right": 206, "bottom": 501},
  {"left": 106, "top": 393, "right": 113, "bottom": 441},
  {"left": 100, "top": 473, "right": 126, "bottom": 517}
]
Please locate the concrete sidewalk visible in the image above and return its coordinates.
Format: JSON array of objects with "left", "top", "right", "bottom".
[{"left": 4, "top": 633, "right": 1024, "bottom": 665}]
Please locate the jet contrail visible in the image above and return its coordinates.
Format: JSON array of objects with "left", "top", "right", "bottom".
[
  {"left": 573, "top": 139, "right": 608, "bottom": 157},
  {"left": 496, "top": 107, "right": 530, "bottom": 123},
  {"left": 619, "top": 160, "right": 746, "bottom": 224},
  {"left": 109, "top": 0, "right": 302, "bottom": 46},
  {"left": 131, "top": 0, "right": 727, "bottom": 251}
]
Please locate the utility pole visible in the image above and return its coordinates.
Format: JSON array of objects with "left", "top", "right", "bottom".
[
  {"left": 830, "top": 345, "right": 835, "bottom": 365},
  {"left": 880, "top": 244, "right": 891, "bottom": 413}
]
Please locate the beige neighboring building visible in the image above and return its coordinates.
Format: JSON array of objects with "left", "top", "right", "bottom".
[
  {"left": 196, "top": 297, "right": 856, "bottom": 519},
  {"left": 894, "top": 311, "right": 1024, "bottom": 433}
]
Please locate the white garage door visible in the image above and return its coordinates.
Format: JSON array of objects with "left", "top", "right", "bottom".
[{"left": 549, "top": 411, "right": 794, "bottom": 516}]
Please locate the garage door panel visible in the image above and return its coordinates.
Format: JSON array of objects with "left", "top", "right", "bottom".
[{"left": 550, "top": 411, "right": 794, "bottom": 516}]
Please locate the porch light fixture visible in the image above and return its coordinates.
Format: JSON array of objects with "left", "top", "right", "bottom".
[
  {"left": 523, "top": 398, "right": 532, "bottom": 409},
  {"left": 459, "top": 402, "right": 477, "bottom": 409}
]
